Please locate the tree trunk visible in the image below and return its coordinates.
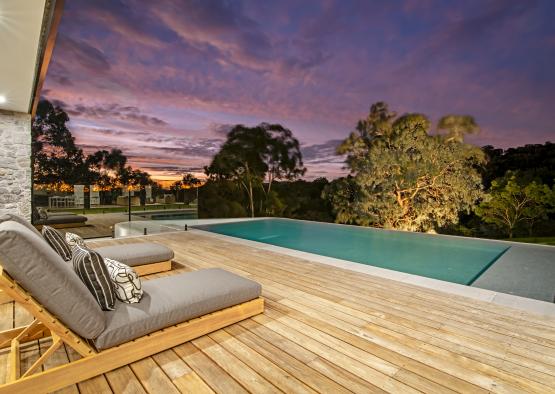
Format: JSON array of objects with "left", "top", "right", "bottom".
[
  {"left": 248, "top": 179, "right": 254, "bottom": 218},
  {"left": 527, "top": 220, "right": 534, "bottom": 237},
  {"left": 267, "top": 175, "right": 272, "bottom": 195}
]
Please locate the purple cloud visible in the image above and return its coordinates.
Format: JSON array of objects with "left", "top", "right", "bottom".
[{"left": 42, "top": 0, "right": 555, "bottom": 182}]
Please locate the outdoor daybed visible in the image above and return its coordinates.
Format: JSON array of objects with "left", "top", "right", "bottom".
[
  {"left": 33, "top": 209, "right": 88, "bottom": 230},
  {"left": 94, "top": 242, "right": 174, "bottom": 276},
  {"left": 1, "top": 213, "right": 173, "bottom": 276},
  {"left": 0, "top": 220, "right": 263, "bottom": 393}
]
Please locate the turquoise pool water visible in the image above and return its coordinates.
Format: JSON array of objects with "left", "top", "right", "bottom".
[{"left": 195, "top": 219, "right": 509, "bottom": 285}]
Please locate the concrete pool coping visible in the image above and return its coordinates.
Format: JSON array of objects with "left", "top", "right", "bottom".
[{"left": 113, "top": 217, "right": 555, "bottom": 318}]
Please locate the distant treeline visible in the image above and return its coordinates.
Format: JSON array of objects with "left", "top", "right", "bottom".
[
  {"left": 482, "top": 143, "right": 555, "bottom": 187},
  {"left": 199, "top": 178, "right": 333, "bottom": 222},
  {"left": 200, "top": 141, "right": 555, "bottom": 239}
]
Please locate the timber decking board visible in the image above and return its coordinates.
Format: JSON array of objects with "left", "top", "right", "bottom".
[{"left": 1, "top": 230, "right": 554, "bottom": 393}]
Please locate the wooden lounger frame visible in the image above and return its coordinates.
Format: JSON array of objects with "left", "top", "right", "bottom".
[
  {"left": 34, "top": 222, "right": 87, "bottom": 231},
  {"left": 0, "top": 267, "right": 264, "bottom": 393},
  {"left": 133, "top": 259, "right": 172, "bottom": 276}
]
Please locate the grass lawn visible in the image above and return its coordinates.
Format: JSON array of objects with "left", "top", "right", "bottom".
[
  {"left": 504, "top": 237, "right": 555, "bottom": 246},
  {"left": 49, "top": 203, "right": 196, "bottom": 215}
]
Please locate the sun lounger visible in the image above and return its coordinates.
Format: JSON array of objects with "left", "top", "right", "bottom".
[
  {"left": 1, "top": 213, "right": 172, "bottom": 276},
  {"left": 0, "top": 220, "right": 263, "bottom": 393},
  {"left": 34, "top": 213, "right": 88, "bottom": 229},
  {"left": 94, "top": 242, "right": 174, "bottom": 276}
]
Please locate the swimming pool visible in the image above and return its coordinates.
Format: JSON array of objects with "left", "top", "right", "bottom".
[{"left": 195, "top": 218, "right": 509, "bottom": 285}]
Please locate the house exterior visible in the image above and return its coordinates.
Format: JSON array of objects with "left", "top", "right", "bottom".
[{"left": 0, "top": 0, "right": 63, "bottom": 219}]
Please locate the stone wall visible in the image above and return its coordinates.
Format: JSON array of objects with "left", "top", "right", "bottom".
[{"left": 0, "top": 110, "right": 32, "bottom": 219}]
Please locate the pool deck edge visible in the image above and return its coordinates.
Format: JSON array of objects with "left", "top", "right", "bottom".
[{"left": 191, "top": 228, "right": 555, "bottom": 318}]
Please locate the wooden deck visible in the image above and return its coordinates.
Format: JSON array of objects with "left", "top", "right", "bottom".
[
  {"left": 55, "top": 212, "right": 129, "bottom": 238},
  {"left": 2, "top": 230, "right": 555, "bottom": 393}
]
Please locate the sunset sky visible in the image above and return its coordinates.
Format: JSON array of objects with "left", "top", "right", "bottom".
[{"left": 43, "top": 0, "right": 555, "bottom": 183}]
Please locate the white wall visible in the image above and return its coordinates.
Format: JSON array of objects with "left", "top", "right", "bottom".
[{"left": 0, "top": 110, "right": 32, "bottom": 219}]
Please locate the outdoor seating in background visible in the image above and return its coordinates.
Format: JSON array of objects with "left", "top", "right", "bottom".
[
  {"left": 74, "top": 185, "right": 85, "bottom": 208},
  {"left": 48, "top": 196, "right": 75, "bottom": 209},
  {"left": 90, "top": 187, "right": 100, "bottom": 206},
  {"left": 156, "top": 194, "right": 175, "bottom": 204},
  {"left": 32, "top": 208, "right": 87, "bottom": 229},
  {"left": 145, "top": 185, "right": 153, "bottom": 204}
]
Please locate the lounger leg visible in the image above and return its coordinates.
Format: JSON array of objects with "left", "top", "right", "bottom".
[
  {"left": 0, "top": 290, "right": 12, "bottom": 305},
  {"left": 0, "top": 321, "right": 50, "bottom": 349},
  {"left": 21, "top": 333, "right": 63, "bottom": 378}
]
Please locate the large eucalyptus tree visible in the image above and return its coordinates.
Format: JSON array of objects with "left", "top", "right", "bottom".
[
  {"left": 205, "top": 123, "right": 305, "bottom": 217},
  {"left": 332, "top": 102, "right": 485, "bottom": 232}
]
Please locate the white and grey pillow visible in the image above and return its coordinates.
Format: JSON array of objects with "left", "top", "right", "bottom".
[
  {"left": 65, "top": 232, "right": 86, "bottom": 248},
  {"left": 72, "top": 245, "right": 116, "bottom": 310},
  {"left": 42, "top": 225, "right": 72, "bottom": 261},
  {"left": 104, "top": 258, "right": 143, "bottom": 303}
]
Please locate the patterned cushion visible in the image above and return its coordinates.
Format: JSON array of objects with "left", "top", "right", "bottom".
[
  {"left": 37, "top": 207, "right": 48, "bottom": 219},
  {"left": 65, "top": 232, "right": 86, "bottom": 248},
  {"left": 104, "top": 258, "right": 143, "bottom": 303},
  {"left": 72, "top": 245, "right": 116, "bottom": 310},
  {"left": 42, "top": 226, "right": 72, "bottom": 261}
]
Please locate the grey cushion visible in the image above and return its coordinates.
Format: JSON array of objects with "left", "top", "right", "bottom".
[
  {"left": 35, "top": 215, "right": 87, "bottom": 225},
  {"left": 94, "top": 268, "right": 261, "bottom": 349},
  {"left": 0, "top": 212, "right": 42, "bottom": 237},
  {"left": 0, "top": 221, "right": 105, "bottom": 339},
  {"left": 47, "top": 211, "right": 77, "bottom": 217},
  {"left": 94, "top": 243, "right": 174, "bottom": 267}
]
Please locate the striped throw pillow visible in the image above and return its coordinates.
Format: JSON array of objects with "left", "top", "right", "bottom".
[
  {"left": 72, "top": 245, "right": 116, "bottom": 310},
  {"left": 104, "top": 258, "right": 143, "bottom": 303},
  {"left": 42, "top": 226, "right": 72, "bottom": 261}
]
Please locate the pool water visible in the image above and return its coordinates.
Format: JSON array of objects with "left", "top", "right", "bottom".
[{"left": 195, "top": 218, "right": 509, "bottom": 285}]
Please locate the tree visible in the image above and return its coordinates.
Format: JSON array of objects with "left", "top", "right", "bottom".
[
  {"left": 321, "top": 176, "right": 359, "bottom": 224},
  {"left": 32, "top": 99, "right": 157, "bottom": 201},
  {"left": 522, "top": 182, "right": 555, "bottom": 236},
  {"left": 481, "top": 142, "right": 555, "bottom": 188},
  {"left": 32, "top": 100, "right": 92, "bottom": 187},
  {"left": 437, "top": 115, "right": 479, "bottom": 143},
  {"left": 205, "top": 123, "right": 305, "bottom": 217},
  {"left": 119, "top": 167, "right": 153, "bottom": 189},
  {"left": 181, "top": 173, "right": 201, "bottom": 188},
  {"left": 270, "top": 178, "right": 333, "bottom": 221},
  {"left": 103, "top": 149, "right": 128, "bottom": 176},
  {"left": 169, "top": 180, "right": 183, "bottom": 202},
  {"left": 198, "top": 180, "right": 247, "bottom": 218},
  {"left": 263, "top": 124, "right": 305, "bottom": 194},
  {"left": 332, "top": 102, "right": 485, "bottom": 232},
  {"left": 475, "top": 173, "right": 554, "bottom": 238}
]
